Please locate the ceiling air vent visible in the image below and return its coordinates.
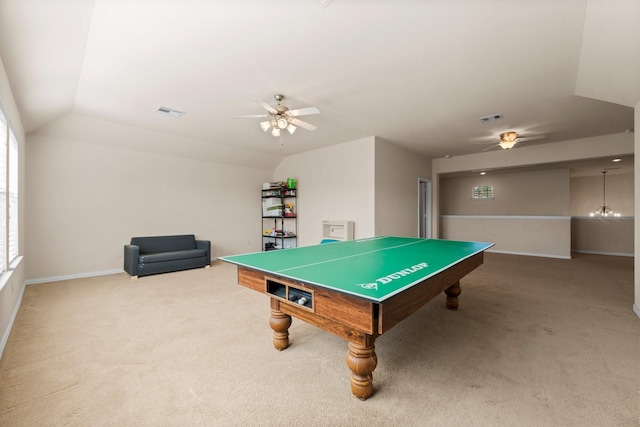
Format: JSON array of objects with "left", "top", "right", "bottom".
[
  {"left": 480, "top": 113, "right": 503, "bottom": 123},
  {"left": 317, "top": 0, "right": 334, "bottom": 8},
  {"left": 157, "top": 106, "right": 184, "bottom": 118}
]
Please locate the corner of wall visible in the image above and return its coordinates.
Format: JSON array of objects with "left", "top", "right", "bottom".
[{"left": 634, "top": 100, "right": 640, "bottom": 314}]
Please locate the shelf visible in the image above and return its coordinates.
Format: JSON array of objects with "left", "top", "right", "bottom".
[
  {"left": 262, "top": 191, "right": 296, "bottom": 198},
  {"left": 262, "top": 184, "right": 297, "bottom": 251},
  {"left": 266, "top": 278, "right": 313, "bottom": 311}
]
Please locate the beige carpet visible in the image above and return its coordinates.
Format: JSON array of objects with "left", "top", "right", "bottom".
[{"left": 0, "top": 253, "right": 638, "bottom": 426}]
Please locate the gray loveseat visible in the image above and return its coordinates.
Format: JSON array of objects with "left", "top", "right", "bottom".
[{"left": 124, "top": 234, "right": 211, "bottom": 279}]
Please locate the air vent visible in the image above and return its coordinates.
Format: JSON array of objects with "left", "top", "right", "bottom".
[
  {"left": 157, "top": 106, "right": 184, "bottom": 118},
  {"left": 480, "top": 113, "right": 503, "bottom": 123},
  {"left": 317, "top": 0, "right": 334, "bottom": 8}
]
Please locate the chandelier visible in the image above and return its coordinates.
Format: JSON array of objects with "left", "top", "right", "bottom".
[{"left": 590, "top": 171, "right": 620, "bottom": 217}]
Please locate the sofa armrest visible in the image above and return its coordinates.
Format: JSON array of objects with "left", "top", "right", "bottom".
[
  {"left": 124, "top": 244, "right": 140, "bottom": 276},
  {"left": 196, "top": 240, "right": 211, "bottom": 265}
]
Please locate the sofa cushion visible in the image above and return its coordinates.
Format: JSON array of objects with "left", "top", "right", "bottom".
[
  {"left": 139, "top": 249, "right": 206, "bottom": 264},
  {"left": 132, "top": 235, "right": 196, "bottom": 254}
]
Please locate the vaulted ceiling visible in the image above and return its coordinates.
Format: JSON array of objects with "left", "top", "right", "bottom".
[{"left": 0, "top": 0, "right": 637, "bottom": 167}]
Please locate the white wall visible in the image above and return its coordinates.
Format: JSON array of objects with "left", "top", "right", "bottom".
[
  {"left": 26, "top": 116, "right": 273, "bottom": 281},
  {"left": 274, "top": 137, "right": 376, "bottom": 245},
  {"left": 0, "top": 58, "right": 26, "bottom": 357},
  {"left": 374, "top": 137, "right": 431, "bottom": 237}
]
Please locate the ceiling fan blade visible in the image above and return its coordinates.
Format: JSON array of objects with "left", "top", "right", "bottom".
[
  {"left": 230, "top": 114, "right": 269, "bottom": 119},
  {"left": 482, "top": 144, "right": 500, "bottom": 152},
  {"left": 516, "top": 135, "right": 545, "bottom": 143},
  {"left": 287, "top": 106, "right": 320, "bottom": 117},
  {"left": 289, "top": 117, "right": 317, "bottom": 131},
  {"left": 252, "top": 99, "right": 278, "bottom": 114}
]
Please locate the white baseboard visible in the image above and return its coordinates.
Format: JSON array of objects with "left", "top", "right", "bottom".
[
  {"left": 633, "top": 304, "right": 640, "bottom": 319},
  {"left": 486, "top": 249, "right": 572, "bottom": 260},
  {"left": 572, "top": 250, "right": 634, "bottom": 258},
  {"left": 0, "top": 280, "right": 25, "bottom": 360},
  {"left": 25, "top": 269, "right": 124, "bottom": 285}
]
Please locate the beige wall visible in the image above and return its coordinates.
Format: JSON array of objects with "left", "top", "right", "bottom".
[
  {"left": 441, "top": 216, "right": 571, "bottom": 259},
  {"left": 432, "top": 133, "right": 634, "bottom": 237},
  {"left": 572, "top": 218, "right": 633, "bottom": 256},
  {"left": 440, "top": 169, "right": 570, "bottom": 216},
  {"left": 26, "top": 116, "right": 273, "bottom": 281},
  {"left": 0, "top": 58, "right": 26, "bottom": 355},
  {"left": 274, "top": 137, "right": 376, "bottom": 245},
  {"left": 273, "top": 136, "right": 431, "bottom": 245},
  {"left": 571, "top": 173, "right": 634, "bottom": 216},
  {"left": 434, "top": 139, "right": 639, "bottom": 259},
  {"left": 635, "top": 100, "right": 639, "bottom": 317},
  {"left": 374, "top": 137, "right": 431, "bottom": 237},
  {"left": 438, "top": 168, "right": 571, "bottom": 258}
]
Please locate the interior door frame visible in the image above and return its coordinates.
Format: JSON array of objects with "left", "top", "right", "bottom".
[{"left": 418, "top": 177, "right": 432, "bottom": 239}]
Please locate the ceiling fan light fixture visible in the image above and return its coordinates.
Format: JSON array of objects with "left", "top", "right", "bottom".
[
  {"left": 500, "top": 131, "right": 518, "bottom": 143},
  {"left": 499, "top": 141, "right": 517, "bottom": 149},
  {"left": 233, "top": 94, "right": 320, "bottom": 146},
  {"left": 277, "top": 117, "right": 288, "bottom": 129},
  {"left": 260, "top": 121, "right": 271, "bottom": 132}
]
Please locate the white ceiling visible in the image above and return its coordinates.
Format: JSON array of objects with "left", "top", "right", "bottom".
[{"left": 0, "top": 0, "right": 637, "bottom": 168}]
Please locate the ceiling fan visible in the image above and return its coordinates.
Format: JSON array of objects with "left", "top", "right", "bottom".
[
  {"left": 481, "top": 131, "right": 545, "bottom": 151},
  {"left": 231, "top": 94, "right": 320, "bottom": 137}
]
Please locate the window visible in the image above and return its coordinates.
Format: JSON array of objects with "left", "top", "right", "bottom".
[
  {"left": 0, "top": 107, "right": 6, "bottom": 272},
  {"left": 0, "top": 102, "right": 19, "bottom": 273},
  {"left": 8, "top": 129, "right": 18, "bottom": 263},
  {"left": 472, "top": 185, "right": 494, "bottom": 200}
]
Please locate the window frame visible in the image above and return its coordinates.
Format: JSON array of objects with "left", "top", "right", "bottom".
[
  {"left": 0, "top": 100, "right": 19, "bottom": 273},
  {"left": 472, "top": 185, "right": 494, "bottom": 200}
]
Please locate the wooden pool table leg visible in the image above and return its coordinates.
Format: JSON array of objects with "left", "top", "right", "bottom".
[
  {"left": 445, "top": 281, "right": 461, "bottom": 310},
  {"left": 346, "top": 340, "right": 377, "bottom": 400},
  {"left": 269, "top": 308, "right": 292, "bottom": 351}
]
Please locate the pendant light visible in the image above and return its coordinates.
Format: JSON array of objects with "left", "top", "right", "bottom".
[{"left": 590, "top": 171, "right": 620, "bottom": 217}]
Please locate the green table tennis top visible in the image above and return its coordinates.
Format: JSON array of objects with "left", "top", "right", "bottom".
[{"left": 218, "top": 236, "right": 493, "bottom": 302}]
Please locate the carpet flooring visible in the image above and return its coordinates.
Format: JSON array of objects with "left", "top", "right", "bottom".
[{"left": 0, "top": 252, "right": 638, "bottom": 426}]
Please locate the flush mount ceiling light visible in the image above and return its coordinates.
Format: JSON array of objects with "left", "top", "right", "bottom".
[{"left": 590, "top": 171, "right": 620, "bottom": 217}]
